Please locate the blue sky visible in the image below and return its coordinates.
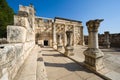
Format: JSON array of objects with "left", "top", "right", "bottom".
[{"left": 6, "top": 0, "right": 120, "bottom": 35}]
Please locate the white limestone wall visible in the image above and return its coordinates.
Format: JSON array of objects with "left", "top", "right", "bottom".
[{"left": 0, "top": 26, "right": 35, "bottom": 80}]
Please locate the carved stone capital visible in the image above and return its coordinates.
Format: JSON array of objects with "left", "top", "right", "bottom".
[{"left": 86, "top": 19, "right": 103, "bottom": 32}]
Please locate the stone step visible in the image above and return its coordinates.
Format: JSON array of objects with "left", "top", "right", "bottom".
[
  {"left": 36, "top": 47, "right": 48, "bottom": 80},
  {"left": 13, "top": 45, "right": 48, "bottom": 80},
  {"left": 13, "top": 45, "right": 38, "bottom": 80}
]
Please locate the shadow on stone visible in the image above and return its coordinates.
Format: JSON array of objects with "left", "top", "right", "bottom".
[
  {"left": 38, "top": 51, "right": 41, "bottom": 53},
  {"left": 101, "top": 48, "right": 120, "bottom": 52},
  {"left": 44, "top": 61, "right": 92, "bottom": 73},
  {"left": 37, "top": 57, "right": 43, "bottom": 61},
  {"left": 42, "top": 53, "right": 65, "bottom": 57},
  {"left": 0, "top": 46, "right": 4, "bottom": 49},
  {"left": 42, "top": 50, "right": 57, "bottom": 52}
]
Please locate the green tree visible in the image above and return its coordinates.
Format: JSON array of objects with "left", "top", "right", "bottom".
[{"left": 0, "top": 0, "right": 14, "bottom": 38}]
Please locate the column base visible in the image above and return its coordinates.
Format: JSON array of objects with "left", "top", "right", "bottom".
[
  {"left": 64, "top": 46, "right": 74, "bottom": 56},
  {"left": 83, "top": 48, "right": 104, "bottom": 71},
  {"left": 57, "top": 45, "right": 62, "bottom": 51},
  {"left": 106, "top": 45, "right": 110, "bottom": 48},
  {"left": 103, "top": 43, "right": 110, "bottom": 48},
  {"left": 53, "top": 43, "right": 57, "bottom": 50}
]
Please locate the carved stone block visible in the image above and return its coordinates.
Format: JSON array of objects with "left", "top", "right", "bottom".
[
  {"left": 65, "top": 46, "right": 74, "bottom": 56},
  {"left": 84, "top": 48, "right": 104, "bottom": 71},
  {"left": 57, "top": 45, "right": 62, "bottom": 51},
  {"left": 7, "top": 26, "right": 27, "bottom": 43}
]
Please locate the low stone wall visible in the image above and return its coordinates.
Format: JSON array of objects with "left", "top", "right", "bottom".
[
  {"left": 0, "top": 41, "right": 35, "bottom": 80},
  {"left": 0, "top": 25, "right": 35, "bottom": 80}
]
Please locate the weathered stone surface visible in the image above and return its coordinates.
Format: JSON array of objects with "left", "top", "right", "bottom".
[
  {"left": 0, "top": 69, "right": 8, "bottom": 80},
  {"left": 0, "top": 42, "right": 35, "bottom": 80},
  {"left": 0, "top": 38, "right": 8, "bottom": 44},
  {"left": 84, "top": 48, "right": 104, "bottom": 71},
  {"left": 0, "top": 44, "right": 24, "bottom": 80},
  {"left": 103, "top": 31, "right": 110, "bottom": 48},
  {"left": 64, "top": 31, "right": 74, "bottom": 56},
  {"left": 65, "top": 46, "right": 74, "bottom": 56},
  {"left": 7, "top": 26, "right": 27, "bottom": 43},
  {"left": 66, "top": 31, "right": 73, "bottom": 47},
  {"left": 14, "top": 15, "right": 26, "bottom": 27},
  {"left": 26, "top": 31, "right": 35, "bottom": 41},
  {"left": 84, "top": 19, "right": 104, "bottom": 71},
  {"left": 0, "top": 4, "right": 36, "bottom": 80},
  {"left": 22, "top": 41, "right": 35, "bottom": 60},
  {"left": 57, "top": 34, "right": 63, "bottom": 51},
  {"left": 57, "top": 45, "right": 62, "bottom": 51}
]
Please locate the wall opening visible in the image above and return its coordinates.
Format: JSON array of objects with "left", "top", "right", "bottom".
[{"left": 44, "top": 40, "right": 48, "bottom": 46}]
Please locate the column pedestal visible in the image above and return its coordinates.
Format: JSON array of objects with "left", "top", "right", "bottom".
[
  {"left": 104, "top": 43, "right": 110, "bottom": 48},
  {"left": 84, "top": 48, "right": 104, "bottom": 71},
  {"left": 57, "top": 45, "right": 62, "bottom": 51},
  {"left": 64, "top": 31, "right": 74, "bottom": 56},
  {"left": 53, "top": 42, "right": 57, "bottom": 49},
  {"left": 65, "top": 46, "right": 74, "bottom": 56},
  {"left": 57, "top": 34, "right": 63, "bottom": 51}
]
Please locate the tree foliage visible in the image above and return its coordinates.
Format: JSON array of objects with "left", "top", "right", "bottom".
[{"left": 0, "top": 0, "right": 14, "bottom": 37}]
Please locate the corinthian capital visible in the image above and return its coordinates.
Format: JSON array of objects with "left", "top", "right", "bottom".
[{"left": 86, "top": 19, "right": 104, "bottom": 32}]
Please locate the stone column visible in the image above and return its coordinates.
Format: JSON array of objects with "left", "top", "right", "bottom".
[
  {"left": 57, "top": 33, "right": 63, "bottom": 51},
  {"left": 64, "top": 31, "right": 74, "bottom": 56},
  {"left": 103, "top": 31, "right": 110, "bottom": 48},
  {"left": 80, "top": 26, "right": 85, "bottom": 45},
  {"left": 64, "top": 25, "right": 67, "bottom": 46},
  {"left": 83, "top": 19, "right": 104, "bottom": 71},
  {"left": 52, "top": 24, "right": 57, "bottom": 49},
  {"left": 73, "top": 25, "right": 76, "bottom": 46}
]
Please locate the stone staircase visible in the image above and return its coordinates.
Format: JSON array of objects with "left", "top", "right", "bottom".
[{"left": 13, "top": 45, "right": 48, "bottom": 80}]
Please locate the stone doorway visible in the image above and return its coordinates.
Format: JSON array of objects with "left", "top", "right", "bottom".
[{"left": 44, "top": 40, "right": 48, "bottom": 46}]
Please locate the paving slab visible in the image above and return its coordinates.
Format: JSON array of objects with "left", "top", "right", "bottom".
[{"left": 105, "top": 71, "right": 120, "bottom": 80}]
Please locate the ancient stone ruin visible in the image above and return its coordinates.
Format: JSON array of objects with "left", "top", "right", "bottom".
[
  {"left": 0, "top": 3, "right": 111, "bottom": 80},
  {"left": 64, "top": 31, "right": 74, "bottom": 56},
  {"left": 0, "top": 5, "right": 35, "bottom": 80},
  {"left": 0, "top": 4, "right": 85, "bottom": 80},
  {"left": 103, "top": 31, "right": 110, "bottom": 48}
]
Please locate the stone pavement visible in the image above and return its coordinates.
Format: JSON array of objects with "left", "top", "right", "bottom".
[
  {"left": 63, "top": 45, "right": 120, "bottom": 80},
  {"left": 41, "top": 47, "right": 104, "bottom": 80}
]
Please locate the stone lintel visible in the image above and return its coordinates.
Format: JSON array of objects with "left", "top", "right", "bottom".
[{"left": 55, "top": 17, "right": 82, "bottom": 23}]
